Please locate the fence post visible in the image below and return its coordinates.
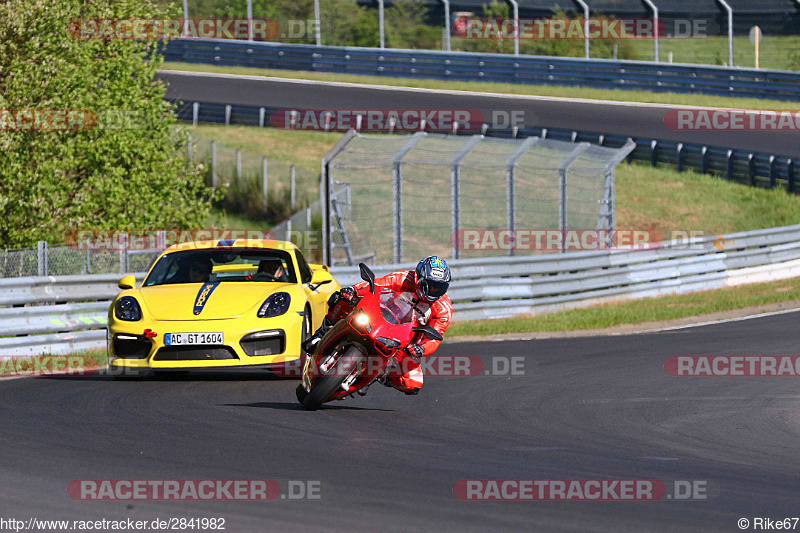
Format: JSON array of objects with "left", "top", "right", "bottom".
[
  {"left": 506, "top": 136, "right": 540, "bottom": 256},
  {"left": 558, "top": 143, "right": 590, "bottom": 251},
  {"left": 85, "top": 240, "right": 91, "bottom": 274},
  {"left": 290, "top": 165, "right": 296, "bottom": 210},
  {"left": 450, "top": 135, "right": 482, "bottom": 259},
  {"left": 119, "top": 233, "right": 128, "bottom": 274},
  {"left": 259, "top": 107, "right": 265, "bottom": 128},
  {"left": 788, "top": 159, "right": 795, "bottom": 193},
  {"left": 262, "top": 157, "right": 268, "bottom": 211},
  {"left": 391, "top": 132, "right": 426, "bottom": 264},
  {"left": 192, "top": 102, "right": 199, "bottom": 126},
  {"left": 748, "top": 153, "right": 755, "bottom": 185},
  {"left": 676, "top": 142, "right": 684, "bottom": 172},
  {"left": 211, "top": 140, "right": 217, "bottom": 187},
  {"left": 225, "top": 104, "right": 231, "bottom": 126},
  {"left": 37, "top": 241, "right": 47, "bottom": 277},
  {"left": 187, "top": 133, "right": 192, "bottom": 161},
  {"left": 236, "top": 149, "right": 242, "bottom": 184}
]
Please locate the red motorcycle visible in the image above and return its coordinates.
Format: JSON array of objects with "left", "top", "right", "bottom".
[{"left": 295, "top": 263, "right": 442, "bottom": 411}]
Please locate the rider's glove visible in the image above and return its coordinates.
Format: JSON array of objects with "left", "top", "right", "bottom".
[
  {"left": 340, "top": 286, "right": 357, "bottom": 301},
  {"left": 327, "top": 286, "right": 357, "bottom": 308},
  {"left": 405, "top": 342, "right": 424, "bottom": 362}
]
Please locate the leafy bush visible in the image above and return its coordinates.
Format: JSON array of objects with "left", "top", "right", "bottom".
[{"left": 0, "top": 0, "right": 215, "bottom": 247}]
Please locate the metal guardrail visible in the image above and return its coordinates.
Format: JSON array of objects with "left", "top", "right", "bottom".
[
  {"left": 4, "top": 225, "right": 796, "bottom": 356},
  {"left": 173, "top": 99, "right": 798, "bottom": 192},
  {"left": 160, "top": 39, "right": 800, "bottom": 101}
]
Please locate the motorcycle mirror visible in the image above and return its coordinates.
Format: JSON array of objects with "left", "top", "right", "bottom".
[
  {"left": 412, "top": 325, "right": 443, "bottom": 342},
  {"left": 359, "top": 262, "right": 376, "bottom": 294}
]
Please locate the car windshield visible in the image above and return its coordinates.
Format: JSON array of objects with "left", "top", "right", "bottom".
[
  {"left": 143, "top": 249, "right": 297, "bottom": 287},
  {"left": 379, "top": 290, "right": 416, "bottom": 325}
]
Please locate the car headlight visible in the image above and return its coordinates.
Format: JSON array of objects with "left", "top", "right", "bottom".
[
  {"left": 258, "top": 292, "right": 291, "bottom": 318},
  {"left": 115, "top": 296, "right": 142, "bottom": 321}
]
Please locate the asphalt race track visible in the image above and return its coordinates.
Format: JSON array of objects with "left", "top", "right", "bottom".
[
  {"left": 2, "top": 312, "right": 799, "bottom": 532},
  {"left": 157, "top": 70, "right": 800, "bottom": 158}
]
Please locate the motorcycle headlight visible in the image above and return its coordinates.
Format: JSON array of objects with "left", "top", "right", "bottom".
[
  {"left": 115, "top": 296, "right": 142, "bottom": 322},
  {"left": 353, "top": 312, "right": 371, "bottom": 333},
  {"left": 258, "top": 292, "right": 291, "bottom": 318}
]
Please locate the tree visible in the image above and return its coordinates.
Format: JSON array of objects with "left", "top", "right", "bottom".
[{"left": 0, "top": 0, "right": 214, "bottom": 247}]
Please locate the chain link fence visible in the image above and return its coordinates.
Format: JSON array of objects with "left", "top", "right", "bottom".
[{"left": 323, "top": 132, "right": 635, "bottom": 266}]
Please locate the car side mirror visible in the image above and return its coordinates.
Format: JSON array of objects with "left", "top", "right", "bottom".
[
  {"left": 118, "top": 274, "right": 136, "bottom": 290},
  {"left": 412, "top": 325, "right": 443, "bottom": 341},
  {"left": 359, "top": 263, "right": 375, "bottom": 294},
  {"left": 308, "top": 269, "right": 333, "bottom": 291}
]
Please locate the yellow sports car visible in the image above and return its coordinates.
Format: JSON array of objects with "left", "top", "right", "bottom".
[{"left": 107, "top": 239, "right": 339, "bottom": 377}]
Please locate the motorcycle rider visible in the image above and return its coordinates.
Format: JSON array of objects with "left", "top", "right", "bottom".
[{"left": 302, "top": 256, "right": 452, "bottom": 395}]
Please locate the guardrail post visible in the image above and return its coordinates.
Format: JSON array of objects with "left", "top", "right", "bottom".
[
  {"left": 506, "top": 136, "right": 540, "bottom": 256},
  {"left": 392, "top": 132, "right": 426, "bottom": 263},
  {"left": 676, "top": 143, "right": 684, "bottom": 172},
  {"left": 262, "top": 157, "right": 268, "bottom": 211},
  {"left": 788, "top": 159, "right": 796, "bottom": 193},
  {"left": 211, "top": 140, "right": 217, "bottom": 187},
  {"left": 37, "top": 241, "right": 47, "bottom": 277},
  {"left": 450, "top": 135, "right": 483, "bottom": 259},
  {"left": 769, "top": 155, "right": 777, "bottom": 188},
  {"left": 650, "top": 140, "right": 658, "bottom": 167},
  {"left": 225, "top": 104, "right": 231, "bottom": 126},
  {"left": 192, "top": 102, "right": 199, "bottom": 126},
  {"left": 701, "top": 146, "right": 709, "bottom": 174},
  {"left": 259, "top": 107, "right": 265, "bottom": 128},
  {"left": 558, "top": 143, "right": 590, "bottom": 251},
  {"left": 726, "top": 150, "right": 734, "bottom": 181}
]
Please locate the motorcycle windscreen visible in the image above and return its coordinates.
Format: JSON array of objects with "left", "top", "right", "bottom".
[{"left": 379, "top": 291, "right": 416, "bottom": 324}]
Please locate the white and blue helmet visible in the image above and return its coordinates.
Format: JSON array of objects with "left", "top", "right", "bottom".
[{"left": 414, "top": 256, "right": 451, "bottom": 302}]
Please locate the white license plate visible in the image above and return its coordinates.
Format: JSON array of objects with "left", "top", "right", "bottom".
[{"left": 165, "top": 332, "right": 224, "bottom": 345}]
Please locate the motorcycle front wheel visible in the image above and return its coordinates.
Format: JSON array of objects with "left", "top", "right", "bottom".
[{"left": 299, "top": 345, "right": 365, "bottom": 411}]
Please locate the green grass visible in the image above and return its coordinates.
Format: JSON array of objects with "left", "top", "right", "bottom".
[
  {"left": 616, "top": 163, "right": 800, "bottom": 234},
  {"left": 204, "top": 207, "right": 273, "bottom": 231},
  {"left": 626, "top": 35, "right": 800, "bottom": 71},
  {"left": 448, "top": 277, "right": 800, "bottom": 336},
  {"left": 163, "top": 62, "right": 798, "bottom": 110}
]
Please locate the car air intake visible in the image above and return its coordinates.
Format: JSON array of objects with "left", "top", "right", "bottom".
[
  {"left": 240, "top": 330, "right": 285, "bottom": 357},
  {"left": 112, "top": 334, "right": 152, "bottom": 359},
  {"left": 153, "top": 346, "right": 239, "bottom": 361}
]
